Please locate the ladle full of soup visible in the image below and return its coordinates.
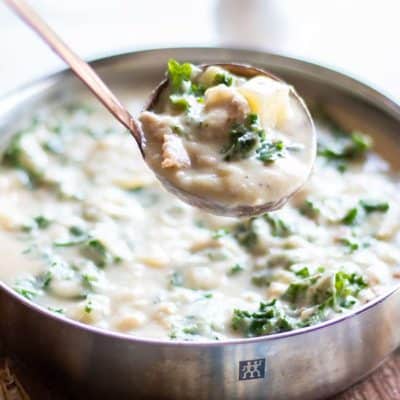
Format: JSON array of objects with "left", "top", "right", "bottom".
[{"left": 140, "top": 61, "right": 316, "bottom": 216}]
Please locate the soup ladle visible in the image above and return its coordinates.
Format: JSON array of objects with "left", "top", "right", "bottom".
[{"left": 5, "top": 0, "right": 316, "bottom": 217}]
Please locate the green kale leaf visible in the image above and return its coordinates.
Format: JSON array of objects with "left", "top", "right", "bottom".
[
  {"left": 228, "top": 264, "right": 244, "bottom": 276},
  {"left": 169, "top": 94, "right": 191, "bottom": 111},
  {"left": 359, "top": 199, "right": 389, "bottom": 213},
  {"left": 263, "top": 214, "right": 292, "bottom": 237},
  {"left": 222, "top": 113, "right": 265, "bottom": 161},
  {"left": 232, "top": 300, "right": 295, "bottom": 337},
  {"left": 214, "top": 72, "right": 233, "bottom": 86},
  {"left": 318, "top": 132, "right": 372, "bottom": 161},
  {"left": 233, "top": 218, "right": 258, "bottom": 249},
  {"left": 167, "top": 59, "right": 192, "bottom": 92},
  {"left": 256, "top": 140, "right": 285, "bottom": 162}
]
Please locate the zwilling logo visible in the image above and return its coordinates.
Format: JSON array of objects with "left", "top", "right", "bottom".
[{"left": 239, "top": 358, "right": 266, "bottom": 380}]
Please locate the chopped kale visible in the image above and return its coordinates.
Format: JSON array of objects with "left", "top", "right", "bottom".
[
  {"left": 245, "top": 113, "right": 261, "bottom": 127},
  {"left": 2, "top": 131, "right": 24, "bottom": 167},
  {"left": 36, "top": 270, "right": 52, "bottom": 289},
  {"left": 22, "top": 215, "right": 52, "bottom": 232},
  {"left": 13, "top": 278, "right": 40, "bottom": 300},
  {"left": 294, "top": 267, "right": 310, "bottom": 278},
  {"left": 339, "top": 237, "right": 359, "bottom": 253},
  {"left": 82, "top": 273, "right": 98, "bottom": 291},
  {"left": 300, "top": 199, "right": 320, "bottom": 219},
  {"left": 13, "top": 262, "right": 54, "bottom": 298},
  {"left": 222, "top": 114, "right": 265, "bottom": 161},
  {"left": 167, "top": 59, "right": 192, "bottom": 92},
  {"left": 214, "top": 72, "right": 233, "bottom": 86},
  {"left": 360, "top": 199, "right": 389, "bottom": 214},
  {"left": 256, "top": 140, "right": 285, "bottom": 163},
  {"left": 222, "top": 113, "right": 288, "bottom": 163},
  {"left": 54, "top": 228, "right": 89, "bottom": 247},
  {"left": 223, "top": 130, "right": 260, "bottom": 161},
  {"left": 342, "top": 199, "right": 389, "bottom": 225},
  {"left": 69, "top": 226, "right": 86, "bottom": 236},
  {"left": 166, "top": 58, "right": 204, "bottom": 101},
  {"left": 228, "top": 264, "right": 244, "bottom": 276},
  {"left": 282, "top": 281, "right": 309, "bottom": 303},
  {"left": 233, "top": 219, "right": 258, "bottom": 249},
  {"left": 263, "top": 214, "right": 292, "bottom": 237},
  {"left": 212, "top": 228, "right": 230, "bottom": 239},
  {"left": 2, "top": 130, "right": 44, "bottom": 185},
  {"left": 82, "top": 239, "right": 118, "bottom": 268},
  {"left": 342, "top": 207, "right": 359, "bottom": 225},
  {"left": 189, "top": 83, "right": 206, "bottom": 97},
  {"left": 181, "top": 316, "right": 202, "bottom": 336},
  {"left": 314, "top": 107, "right": 373, "bottom": 163},
  {"left": 318, "top": 132, "right": 372, "bottom": 161},
  {"left": 310, "top": 271, "right": 367, "bottom": 310},
  {"left": 349, "top": 132, "right": 372, "bottom": 155},
  {"left": 13, "top": 272, "right": 51, "bottom": 299},
  {"left": 232, "top": 300, "right": 295, "bottom": 337},
  {"left": 169, "top": 331, "right": 178, "bottom": 340},
  {"left": 84, "top": 300, "right": 93, "bottom": 314},
  {"left": 334, "top": 271, "right": 367, "bottom": 308},
  {"left": 34, "top": 215, "right": 52, "bottom": 229},
  {"left": 233, "top": 269, "right": 368, "bottom": 337},
  {"left": 286, "top": 268, "right": 367, "bottom": 311},
  {"left": 169, "top": 94, "right": 190, "bottom": 112},
  {"left": 182, "top": 325, "right": 200, "bottom": 335}
]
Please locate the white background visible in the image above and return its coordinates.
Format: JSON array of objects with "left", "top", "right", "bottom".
[{"left": 0, "top": 0, "right": 399, "bottom": 102}]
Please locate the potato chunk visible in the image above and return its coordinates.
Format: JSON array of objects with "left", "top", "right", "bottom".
[{"left": 238, "top": 76, "right": 292, "bottom": 129}]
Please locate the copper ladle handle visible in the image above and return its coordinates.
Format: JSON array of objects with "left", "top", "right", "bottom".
[{"left": 4, "top": 0, "right": 143, "bottom": 146}]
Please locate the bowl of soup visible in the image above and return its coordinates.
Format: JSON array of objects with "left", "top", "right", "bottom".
[{"left": 0, "top": 47, "right": 399, "bottom": 399}]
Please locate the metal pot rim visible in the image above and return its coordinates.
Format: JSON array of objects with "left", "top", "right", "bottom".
[{"left": 1, "top": 46, "right": 400, "bottom": 348}]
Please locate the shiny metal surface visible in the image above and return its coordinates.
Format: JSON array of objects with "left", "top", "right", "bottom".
[{"left": 0, "top": 47, "right": 400, "bottom": 400}]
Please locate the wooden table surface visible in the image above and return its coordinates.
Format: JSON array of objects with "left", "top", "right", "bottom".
[
  {"left": 337, "top": 350, "right": 400, "bottom": 400},
  {"left": 1, "top": 349, "right": 400, "bottom": 399}
]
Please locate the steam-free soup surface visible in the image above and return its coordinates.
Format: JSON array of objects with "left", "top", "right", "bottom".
[{"left": 0, "top": 92, "right": 399, "bottom": 341}]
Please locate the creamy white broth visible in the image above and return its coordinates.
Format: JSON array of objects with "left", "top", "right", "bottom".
[
  {"left": 0, "top": 92, "right": 400, "bottom": 341},
  {"left": 140, "top": 63, "right": 315, "bottom": 214}
]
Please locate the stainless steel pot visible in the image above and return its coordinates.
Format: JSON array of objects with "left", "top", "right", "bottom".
[{"left": 0, "top": 47, "right": 399, "bottom": 400}]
